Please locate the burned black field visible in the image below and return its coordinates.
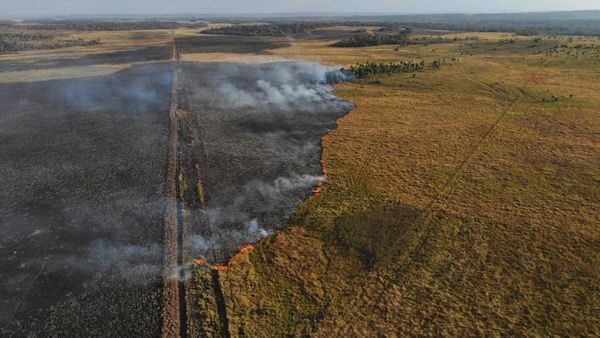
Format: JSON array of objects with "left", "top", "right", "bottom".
[
  {"left": 175, "top": 35, "right": 290, "bottom": 55},
  {"left": 177, "top": 61, "right": 352, "bottom": 264},
  {"left": 0, "top": 63, "right": 172, "bottom": 335},
  {"left": 0, "top": 42, "right": 351, "bottom": 335},
  {"left": 0, "top": 45, "right": 173, "bottom": 73}
]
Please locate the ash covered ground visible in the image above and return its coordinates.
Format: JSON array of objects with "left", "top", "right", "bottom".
[
  {"left": 0, "top": 63, "right": 172, "bottom": 336},
  {"left": 0, "top": 56, "right": 351, "bottom": 336},
  {"left": 178, "top": 61, "right": 353, "bottom": 264}
]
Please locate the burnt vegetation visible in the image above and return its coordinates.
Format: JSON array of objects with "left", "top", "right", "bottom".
[
  {"left": 177, "top": 61, "right": 352, "bottom": 264},
  {"left": 204, "top": 22, "right": 415, "bottom": 47},
  {"left": 0, "top": 63, "right": 173, "bottom": 336}
]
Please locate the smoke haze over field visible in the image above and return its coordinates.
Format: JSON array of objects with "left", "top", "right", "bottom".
[
  {"left": 0, "top": 60, "right": 351, "bottom": 294},
  {"left": 178, "top": 61, "right": 352, "bottom": 263},
  {"left": 217, "top": 61, "right": 353, "bottom": 109},
  {"left": 1, "top": 0, "right": 598, "bottom": 17}
]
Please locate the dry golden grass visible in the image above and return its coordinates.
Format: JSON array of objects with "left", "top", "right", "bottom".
[
  {"left": 266, "top": 39, "right": 412, "bottom": 66},
  {"left": 214, "top": 35, "right": 600, "bottom": 337},
  {"left": 180, "top": 52, "right": 286, "bottom": 63}
]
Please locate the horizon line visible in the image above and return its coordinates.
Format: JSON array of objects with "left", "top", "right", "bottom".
[{"left": 3, "top": 8, "right": 600, "bottom": 20}]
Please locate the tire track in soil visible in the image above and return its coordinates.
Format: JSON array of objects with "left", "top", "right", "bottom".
[
  {"left": 348, "top": 60, "right": 548, "bottom": 276},
  {"left": 212, "top": 270, "right": 232, "bottom": 338},
  {"left": 175, "top": 49, "right": 190, "bottom": 338},
  {"left": 397, "top": 61, "right": 550, "bottom": 273},
  {"left": 313, "top": 58, "right": 549, "bottom": 320},
  {"left": 366, "top": 60, "right": 550, "bottom": 308},
  {"left": 176, "top": 57, "right": 233, "bottom": 337}
]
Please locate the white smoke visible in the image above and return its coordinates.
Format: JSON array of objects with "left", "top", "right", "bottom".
[
  {"left": 187, "top": 174, "right": 323, "bottom": 256},
  {"left": 252, "top": 174, "right": 326, "bottom": 199},
  {"left": 188, "top": 219, "right": 271, "bottom": 255},
  {"left": 217, "top": 82, "right": 258, "bottom": 107},
  {"left": 247, "top": 219, "right": 270, "bottom": 238},
  {"left": 215, "top": 61, "right": 353, "bottom": 109},
  {"left": 56, "top": 240, "right": 163, "bottom": 285},
  {"left": 217, "top": 81, "right": 338, "bottom": 109},
  {"left": 189, "top": 233, "right": 215, "bottom": 252}
]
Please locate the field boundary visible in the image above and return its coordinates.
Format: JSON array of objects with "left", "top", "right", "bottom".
[{"left": 161, "top": 32, "right": 185, "bottom": 338}]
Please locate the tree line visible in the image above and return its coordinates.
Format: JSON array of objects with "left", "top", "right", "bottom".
[
  {"left": 402, "top": 21, "right": 600, "bottom": 37},
  {"left": 275, "top": 11, "right": 600, "bottom": 37},
  {"left": 0, "top": 31, "right": 100, "bottom": 53},
  {"left": 348, "top": 61, "right": 425, "bottom": 79},
  {"left": 203, "top": 23, "right": 327, "bottom": 36},
  {"left": 347, "top": 58, "right": 456, "bottom": 79},
  {"left": 8, "top": 20, "right": 207, "bottom": 31},
  {"left": 333, "top": 29, "right": 412, "bottom": 47}
]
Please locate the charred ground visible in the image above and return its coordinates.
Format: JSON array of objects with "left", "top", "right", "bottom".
[
  {"left": 0, "top": 27, "right": 353, "bottom": 337},
  {"left": 0, "top": 62, "right": 172, "bottom": 336},
  {"left": 177, "top": 61, "right": 352, "bottom": 264}
]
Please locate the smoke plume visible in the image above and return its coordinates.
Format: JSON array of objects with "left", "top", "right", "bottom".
[
  {"left": 180, "top": 61, "right": 353, "bottom": 264},
  {"left": 215, "top": 61, "right": 354, "bottom": 110}
]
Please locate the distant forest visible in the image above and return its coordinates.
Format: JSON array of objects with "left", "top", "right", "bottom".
[
  {"left": 3, "top": 10, "right": 600, "bottom": 36},
  {"left": 267, "top": 11, "right": 600, "bottom": 36},
  {"left": 333, "top": 27, "right": 412, "bottom": 47},
  {"left": 203, "top": 23, "right": 327, "bottom": 36},
  {"left": 204, "top": 22, "right": 414, "bottom": 47},
  {"left": 0, "top": 31, "right": 100, "bottom": 52},
  {"left": 1, "top": 20, "right": 207, "bottom": 31}
]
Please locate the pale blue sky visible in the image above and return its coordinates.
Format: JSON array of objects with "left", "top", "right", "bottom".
[{"left": 1, "top": 0, "right": 598, "bottom": 17}]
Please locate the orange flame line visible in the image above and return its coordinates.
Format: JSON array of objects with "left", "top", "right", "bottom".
[
  {"left": 195, "top": 244, "right": 256, "bottom": 271},
  {"left": 312, "top": 167, "right": 328, "bottom": 195},
  {"left": 195, "top": 167, "right": 328, "bottom": 270}
]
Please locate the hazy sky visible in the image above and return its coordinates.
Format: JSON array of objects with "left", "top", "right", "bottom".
[{"left": 1, "top": 0, "right": 599, "bottom": 17}]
